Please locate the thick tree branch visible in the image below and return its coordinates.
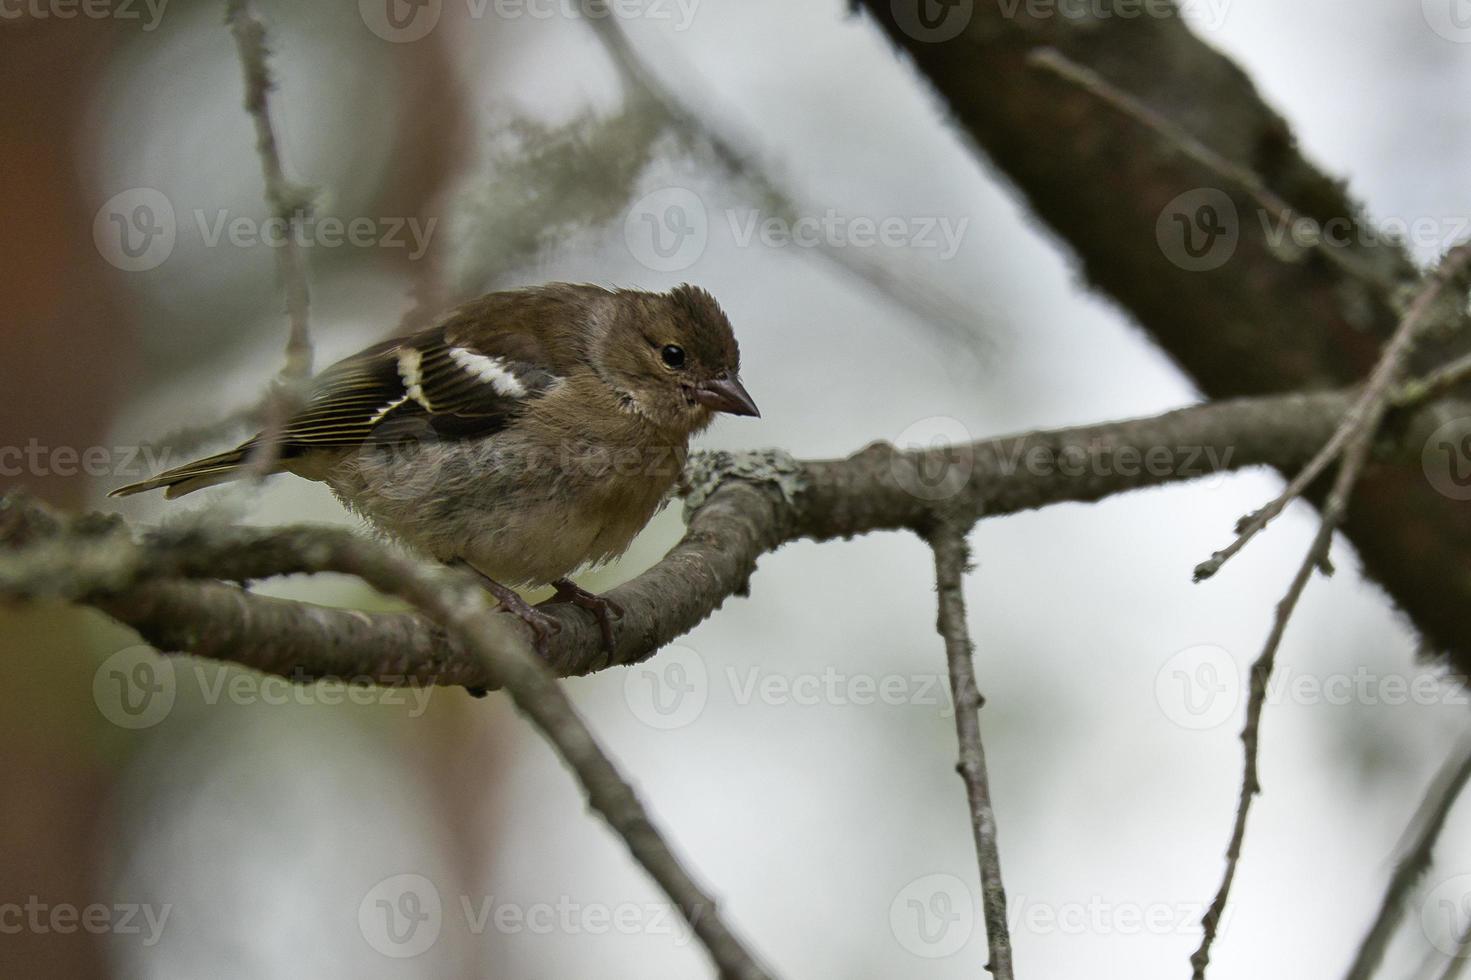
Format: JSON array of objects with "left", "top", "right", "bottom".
[
  {"left": 854, "top": 0, "right": 1471, "bottom": 674},
  {"left": 5, "top": 386, "right": 1465, "bottom": 691}
]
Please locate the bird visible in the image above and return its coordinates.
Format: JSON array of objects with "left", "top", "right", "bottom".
[{"left": 111, "top": 282, "right": 760, "bottom": 653}]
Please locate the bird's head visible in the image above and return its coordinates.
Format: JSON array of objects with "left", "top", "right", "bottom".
[{"left": 595, "top": 284, "right": 759, "bottom": 434}]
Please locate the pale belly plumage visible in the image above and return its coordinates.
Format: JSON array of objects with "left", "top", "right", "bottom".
[{"left": 314, "top": 430, "right": 684, "bottom": 587}]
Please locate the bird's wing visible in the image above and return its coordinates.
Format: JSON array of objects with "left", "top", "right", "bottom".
[
  {"left": 277, "top": 319, "right": 562, "bottom": 451},
  {"left": 108, "top": 291, "right": 584, "bottom": 498}
]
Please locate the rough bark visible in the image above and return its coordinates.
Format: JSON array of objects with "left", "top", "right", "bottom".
[{"left": 856, "top": 0, "right": 1471, "bottom": 668}]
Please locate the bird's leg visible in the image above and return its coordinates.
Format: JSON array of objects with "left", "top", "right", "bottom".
[
  {"left": 448, "top": 559, "right": 561, "bottom": 659},
  {"left": 539, "top": 578, "right": 624, "bottom": 656}
]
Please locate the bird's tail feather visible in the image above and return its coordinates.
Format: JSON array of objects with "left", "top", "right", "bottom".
[{"left": 109, "top": 442, "right": 266, "bottom": 499}]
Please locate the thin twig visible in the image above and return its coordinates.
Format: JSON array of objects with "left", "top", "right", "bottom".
[
  {"left": 929, "top": 520, "right": 1014, "bottom": 980},
  {"left": 1395, "top": 348, "right": 1471, "bottom": 409},
  {"left": 1433, "top": 924, "right": 1471, "bottom": 980},
  {"left": 225, "top": 0, "right": 312, "bottom": 380},
  {"left": 4, "top": 518, "right": 775, "bottom": 980},
  {"left": 1191, "top": 245, "right": 1471, "bottom": 979},
  {"left": 1343, "top": 738, "right": 1471, "bottom": 980},
  {"left": 224, "top": 0, "right": 314, "bottom": 476},
  {"left": 1027, "top": 48, "right": 1396, "bottom": 294},
  {"left": 1196, "top": 243, "right": 1471, "bottom": 581},
  {"left": 1191, "top": 410, "right": 1371, "bottom": 977}
]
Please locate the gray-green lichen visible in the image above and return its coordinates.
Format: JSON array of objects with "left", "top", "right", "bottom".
[{"left": 680, "top": 450, "right": 805, "bottom": 519}]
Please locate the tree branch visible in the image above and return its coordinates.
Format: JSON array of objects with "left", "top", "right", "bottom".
[
  {"left": 1344, "top": 739, "right": 1471, "bottom": 980},
  {"left": 1193, "top": 246, "right": 1471, "bottom": 979},
  {"left": 0, "top": 511, "right": 774, "bottom": 980},
  {"left": 929, "top": 521, "right": 1013, "bottom": 980},
  {"left": 853, "top": 0, "right": 1471, "bottom": 675},
  {"left": 1197, "top": 245, "right": 1471, "bottom": 581},
  {"left": 6, "top": 386, "right": 1465, "bottom": 691},
  {"left": 225, "top": 0, "right": 312, "bottom": 381},
  {"left": 224, "top": 0, "right": 315, "bottom": 476}
]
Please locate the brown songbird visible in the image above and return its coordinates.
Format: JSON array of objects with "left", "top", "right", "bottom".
[{"left": 112, "top": 283, "right": 760, "bottom": 651}]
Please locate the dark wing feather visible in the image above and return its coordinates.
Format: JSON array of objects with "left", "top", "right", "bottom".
[
  {"left": 275, "top": 321, "right": 560, "bottom": 452},
  {"left": 109, "top": 311, "right": 563, "bottom": 497}
]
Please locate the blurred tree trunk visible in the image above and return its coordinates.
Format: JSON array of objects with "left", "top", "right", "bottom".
[{"left": 858, "top": 2, "right": 1471, "bottom": 671}]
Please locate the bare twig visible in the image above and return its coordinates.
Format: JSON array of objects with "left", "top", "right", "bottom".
[
  {"left": 1196, "top": 243, "right": 1471, "bottom": 581},
  {"left": 224, "top": 0, "right": 315, "bottom": 475},
  {"left": 1395, "top": 349, "right": 1471, "bottom": 409},
  {"left": 225, "top": 0, "right": 312, "bottom": 380},
  {"left": 929, "top": 521, "right": 1013, "bottom": 980},
  {"left": 2, "top": 516, "right": 774, "bottom": 980},
  {"left": 1191, "top": 416, "right": 1371, "bottom": 978},
  {"left": 1192, "top": 414, "right": 1368, "bottom": 582},
  {"left": 1344, "top": 738, "right": 1471, "bottom": 980},
  {"left": 1192, "top": 246, "right": 1471, "bottom": 979},
  {"left": 1433, "top": 928, "right": 1471, "bottom": 980}
]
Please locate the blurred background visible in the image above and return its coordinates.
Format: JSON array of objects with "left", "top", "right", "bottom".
[{"left": 4, "top": 1, "right": 1471, "bottom": 977}]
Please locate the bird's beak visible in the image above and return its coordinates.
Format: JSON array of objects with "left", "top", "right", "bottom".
[{"left": 693, "top": 375, "right": 760, "bottom": 418}]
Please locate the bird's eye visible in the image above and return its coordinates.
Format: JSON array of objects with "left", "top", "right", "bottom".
[{"left": 660, "top": 344, "right": 686, "bottom": 368}]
